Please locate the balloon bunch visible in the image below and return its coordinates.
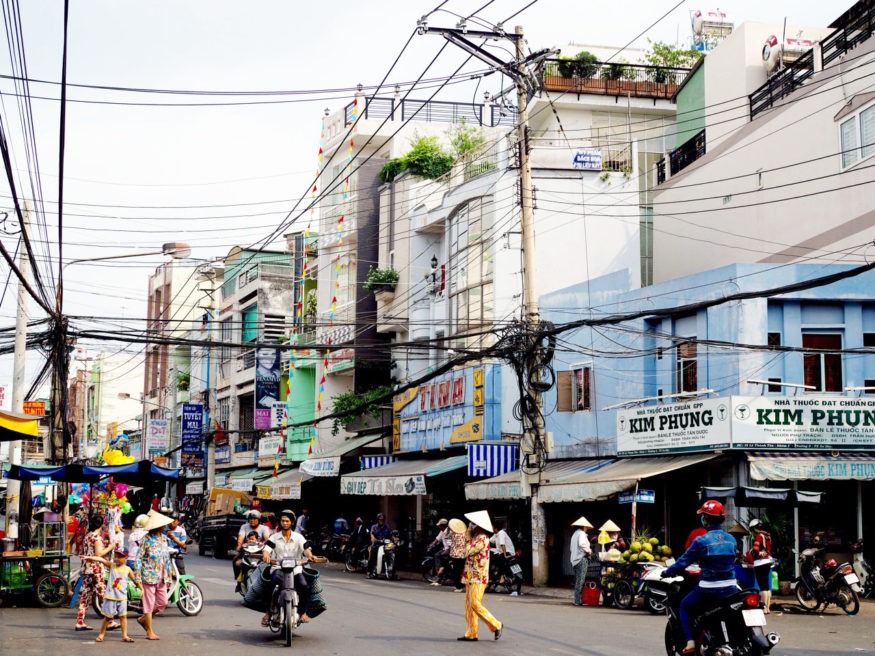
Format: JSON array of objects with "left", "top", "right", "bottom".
[{"left": 101, "top": 446, "right": 135, "bottom": 466}]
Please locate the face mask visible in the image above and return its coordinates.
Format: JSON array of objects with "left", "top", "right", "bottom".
[{"left": 700, "top": 515, "right": 709, "bottom": 528}]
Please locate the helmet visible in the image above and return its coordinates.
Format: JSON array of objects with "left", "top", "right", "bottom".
[
  {"left": 376, "top": 513, "right": 385, "bottom": 520},
  {"left": 170, "top": 511, "right": 180, "bottom": 520},
  {"left": 697, "top": 500, "right": 725, "bottom": 518},
  {"left": 134, "top": 514, "right": 149, "bottom": 528},
  {"left": 749, "top": 518, "right": 762, "bottom": 529},
  {"left": 279, "top": 509, "right": 297, "bottom": 523},
  {"left": 246, "top": 509, "right": 262, "bottom": 520},
  {"left": 437, "top": 518, "right": 448, "bottom": 526}
]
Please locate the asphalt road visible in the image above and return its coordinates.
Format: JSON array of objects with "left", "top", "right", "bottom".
[{"left": 1, "top": 552, "right": 874, "bottom": 655}]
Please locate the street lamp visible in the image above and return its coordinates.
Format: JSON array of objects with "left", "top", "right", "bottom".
[{"left": 62, "top": 242, "right": 192, "bottom": 272}]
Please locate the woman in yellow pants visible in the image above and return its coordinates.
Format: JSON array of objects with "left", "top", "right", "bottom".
[{"left": 457, "top": 511, "right": 503, "bottom": 642}]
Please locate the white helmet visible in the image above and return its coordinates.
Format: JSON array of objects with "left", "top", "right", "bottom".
[
  {"left": 246, "top": 509, "right": 262, "bottom": 520},
  {"left": 134, "top": 514, "right": 149, "bottom": 528}
]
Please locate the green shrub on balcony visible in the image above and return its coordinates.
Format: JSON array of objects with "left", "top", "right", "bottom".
[
  {"left": 557, "top": 50, "right": 598, "bottom": 78},
  {"left": 380, "top": 134, "right": 455, "bottom": 184},
  {"left": 603, "top": 60, "right": 634, "bottom": 81},
  {"left": 363, "top": 266, "right": 399, "bottom": 293},
  {"left": 331, "top": 384, "right": 394, "bottom": 435}
]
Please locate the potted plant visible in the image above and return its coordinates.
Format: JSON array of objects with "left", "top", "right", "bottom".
[
  {"left": 557, "top": 50, "right": 599, "bottom": 80},
  {"left": 363, "top": 266, "right": 399, "bottom": 294}
]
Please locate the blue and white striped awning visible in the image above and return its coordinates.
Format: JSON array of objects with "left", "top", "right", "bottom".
[
  {"left": 360, "top": 455, "right": 397, "bottom": 470},
  {"left": 467, "top": 443, "right": 518, "bottom": 477}
]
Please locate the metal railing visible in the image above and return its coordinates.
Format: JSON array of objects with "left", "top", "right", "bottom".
[
  {"left": 344, "top": 96, "right": 516, "bottom": 128},
  {"left": 822, "top": 2, "right": 875, "bottom": 67},
  {"left": 541, "top": 59, "right": 690, "bottom": 100},
  {"left": 656, "top": 158, "right": 666, "bottom": 185},
  {"left": 668, "top": 129, "right": 706, "bottom": 176},
  {"left": 749, "top": 50, "right": 815, "bottom": 119}
]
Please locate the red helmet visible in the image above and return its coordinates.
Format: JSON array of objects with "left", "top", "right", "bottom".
[{"left": 697, "top": 500, "right": 725, "bottom": 518}]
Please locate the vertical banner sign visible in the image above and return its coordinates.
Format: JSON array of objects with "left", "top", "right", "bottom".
[
  {"left": 181, "top": 403, "right": 205, "bottom": 467},
  {"left": 255, "top": 348, "right": 280, "bottom": 430},
  {"left": 147, "top": 419, "right": 169, "bottom": 458}
]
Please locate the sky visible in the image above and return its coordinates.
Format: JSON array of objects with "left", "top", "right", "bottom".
[{"left": 0, "top": 0, "right": 847, "bottom": 404}]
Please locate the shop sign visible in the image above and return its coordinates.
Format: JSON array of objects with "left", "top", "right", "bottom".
[
  {"left": 146, "top": 419, "right": 169, "bottom": 456},
  {"left": 300, "top": 456, "right": 340, "bottom": 477},
  {"left": 256, "top": 485, "right": 272, "bottom": 499},
  {"left": 185, "top": 481, "right": 204, "bottom": 495},
  {"left": 617, "top": 397, "right": 730, "bottom": 456},
  {"left": 257, "top": 435, "right": 283, "bottom": 466},
  {"left": 342, "top": 474, "right": 427, "bottom": 496},
  {"left": 618, "top": 489, "right": 655, "bottom": 504},
  {"left": 231, "top": 450, "right": 256, "bottom": 467},
  {"left": 750, "top": 456, "right": 875, "bottom": 481},
  {"left": 394, "top": 363, "right": 499, "bottom": 452},
  {"left": 23, "top": 400, "right": 45, "bottom": 416},
  {"left": 231, "top": 478, "right": 253, "bottom": 491},
  {"left": 732, "top": 396, "right": 875, "bottom": 450},
  {"left": 272, "top": 482, "right": 301, "bottom": 500},
  {"left": 326, "top": 348, "right": 355, "bottom": 374},
  {"left": 215, "top": 444, "right": 231, "bottom": 464}
]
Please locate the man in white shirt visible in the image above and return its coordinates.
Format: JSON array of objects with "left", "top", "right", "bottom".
[
  {"left": 570, "top": 516, "right": 593, "bottom": 606},
  {"left": 489, "top": 520, "right": 518, "bottom": 592}
]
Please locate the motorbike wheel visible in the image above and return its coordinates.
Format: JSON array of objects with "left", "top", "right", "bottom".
[
  {"left": 613, "top": 579, "right": 635, "bottom": 610},
  {"left": 795, "top": 582, "right": 821, "bottom": 612},
  {"left": 345, "top": 553, "right": 358, "bottom": 573},
  {"left": 92, "top": 592, "right": 104, "bottom": 618},
  {"left": 835, "top": 583, "right": 860, "bottom": 615},
  {"left": 645, "top": 593, "right": 666, "bottom": 615},
  {"left": 177, "top": 581, "right": 204, "bottom": 616},
  {"left": 34, "top": 572, "right": 68, "bottom": 608},
  {"left": 284, "top": 599, "right": 294, "bottom": 647},
  {"left": 664, "top": 623, "right": 680, "bottom": 656}
]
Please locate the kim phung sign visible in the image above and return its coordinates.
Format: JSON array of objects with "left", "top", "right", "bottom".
[{"left": 617, "top": 397, "right": 730, "bottom": 456}]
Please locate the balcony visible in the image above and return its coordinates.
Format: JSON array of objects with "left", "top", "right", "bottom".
[
  {"left": 343, "top": 96, "right": 516, "bottom": 129},
  {"left": 541, "top": 59, "right": 690, "bottom": 100},
  {"left": 749, "top": 51, "right": 815, "bottom": 119}
]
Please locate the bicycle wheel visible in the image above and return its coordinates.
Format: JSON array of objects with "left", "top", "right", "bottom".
[
  {"left": 795, "top": 582, "right": 821, "bottom": 611},
  {"left": 284, "top": 599, "right": 294, "bottom": 646},
  {"left": 613, "top": 579, "right": 635, "bottom": 610},
  {"left": 34, "top": 572, "right": 68, "bottom": 608},
  {"left": 177, "top": 580, "right": 204, "bottom": 616}
]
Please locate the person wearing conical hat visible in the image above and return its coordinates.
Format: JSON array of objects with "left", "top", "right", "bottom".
[
  {"left": 135, "top": 511, "right": 174, "bottom": 640},
  {"left": 570, "top": 516, "right": 593, "bottom": 606},
  {"left": 599, "top": 519, "right": 627, "bottom": 552},
  {"left": 457, "top": 511, "right": 503, "bottom": 643}
]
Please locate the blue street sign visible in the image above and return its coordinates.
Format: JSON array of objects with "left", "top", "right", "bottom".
[{"left": 618, "top": 489, "right": 655, "bottom": 504}]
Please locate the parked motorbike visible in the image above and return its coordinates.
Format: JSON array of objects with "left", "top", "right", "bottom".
[
  {"left": 238, "top": 543, "right": 266, "bottom": 597},
  {"left": 344, "top": 543, "right": 370, "bottom": 573},
  {"left": 794, "top": 547, "right": 861, "bottom": 614},
  {"left": 663, "top": 572, "right": 779, "bottom": 656},
  {"left": 850, "top": 539, "right": 875, "bottom": 599},
  {"left": 615, "top": 561, "right": 668, "bottom": 614},
  {"left": 421, "top": 542, "right": 455, "bottom": 586},
  {"left": 324, "top": 533, "right": 350, "bottom": 561},
  {"left": 183, "top": 508, "right": 201, "bottom": 544},
  {"left": 372, "top": 531, "right": 402, "bottom": 580},
  {"left": 92, "top": 558, "right": 203, "bottom": 617},
  {"left": 486, "top": 550, "right": 524, "bottom": 594}
]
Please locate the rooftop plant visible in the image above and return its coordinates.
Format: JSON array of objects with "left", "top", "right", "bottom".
[{"left": 363, "top": 265, "right": 399, "bottom": 293}]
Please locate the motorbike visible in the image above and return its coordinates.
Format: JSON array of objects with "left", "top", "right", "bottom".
[
  {"left": 372, "top": 531, "right": 402, "bottom": 580},
  {"left": 183, "top": 508, "right": 201, "bottom": 544},
  {"left": 615, "top": 561, "right": 668, "bottom": 614},
  {"left": 264, "top": 558, "right": 305, "bottom": 647},
  {"left": 322, "top": 532, "right": 350, "bottom": 561},
  {"left": 344, "top": 543, "right": 370, "bottom": 573},
  {"left": 92, "top": 557, "right": 203, "bottom": 617},
  {"left": 794, "top": 546, "right": 861, "bottom": 614},
  {"left": 421, "top": 542, "right": 455, "bottom": 586},
  {"left": 663, "top": 572, "right": 779, "bottom": 656},
  {"left": 850, "top": 539, "right": 875, "bottom": 599},
  {"left": 486, "top": 550, "right": 524, "bottom": 594},
  {"left": 238, "top": 543, "right": 266, "bottom": 597}
]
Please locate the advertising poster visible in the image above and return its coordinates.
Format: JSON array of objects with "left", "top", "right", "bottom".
[
  {"left": 146, "top": 419, "right": 169, "bottom": 457},
  {"left": 617, "top": 397, "right": 731, "bottom": 456},
  {"left": 255, "top": 347, "right": 280, "bottom": 430}
]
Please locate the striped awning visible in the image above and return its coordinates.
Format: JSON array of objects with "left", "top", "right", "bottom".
[
  {"left": 467, "top": 443, "right": 518, "bottom": 477},
  {"left": 361, "top": 455, "right": 397, "bottom": 470},
  {"left": 748, "top": 451, "right": 875, "bottom": 481}
]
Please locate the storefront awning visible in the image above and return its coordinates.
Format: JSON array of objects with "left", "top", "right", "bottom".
[
  {"left": 340, "top": 455, "right": 467, "bottom": 496},
  {"left": 538, "top": 454, "right": 718, "bottom": 503},
  {"left": 467, "top": 443, "right": 518, "bottom": 477},
  {"left": 256, "top": 467, "right": 302, "bottom": 500},
  {"left": 221, "top": 466, "right": 260, "bottom": 491},
  {"left": 748, "top": 451, "right": 875, "bottom": 481},
  {"left": 464, "top": 458, "right": 607, "bottom": 501},
  {"left": 0, "top": 409, "right": 38, "bottom": 442},
  {"left": 700, "top": 485, "right": 823, "bottom": 506},
  {"left": 300, "top": 434, "right": 385, "bottom": 477}
]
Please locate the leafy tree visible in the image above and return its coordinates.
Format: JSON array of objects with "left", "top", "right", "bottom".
[
  {"left": 640, "top": 40, "right": 702, "bottom": 69},
  {"left": 330, "top": 384, "right": 394, "bottom": 435},
  {"left": 403, "top": 134, "right": 454, "bottom": 179},
  {"left": 447, "top": 119, "right": 486, "bottom": 158}
]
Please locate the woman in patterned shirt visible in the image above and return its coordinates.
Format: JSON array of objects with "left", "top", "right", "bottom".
[
  {"left": 74, "top": 514, "right": 112, "bottom": 631},
  {"left": 135, "top": 512, "right": 173, "bottom": 640},
  {"left": 457, "top": 511, "right": 503, "bottom": 643}
]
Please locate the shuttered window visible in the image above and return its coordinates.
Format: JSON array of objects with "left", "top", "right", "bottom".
[
  {"left": 557, "top": 371, "right": 573, "bottom": 412},
  {"left": 242, "top": 303, "right": 258, "bottom": 342}
]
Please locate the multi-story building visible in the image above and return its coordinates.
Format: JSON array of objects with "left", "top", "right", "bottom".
[{"left": 212, "top": 247, "right": 295, "bottom": 488}]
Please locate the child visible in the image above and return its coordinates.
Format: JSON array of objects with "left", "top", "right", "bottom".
[
  {"left": 246, "top": 530, "right": 262, "bottom": 545},
  {"left": 94, "top": 548, "right": 140, "bottom": 643}
]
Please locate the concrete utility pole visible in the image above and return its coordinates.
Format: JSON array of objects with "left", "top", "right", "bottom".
[{"left": 418, "top": 21, "right": 552, "bottom": 585}]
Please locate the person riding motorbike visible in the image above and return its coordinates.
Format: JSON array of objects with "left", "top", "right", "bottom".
[
  {"left": 367, "top": 513, "right": 392, "bottom": 578},
  {"left": 260, "top": 509, "right": 326, "bottom": 627},
  {"left": 489, "top": 520, "right": 521, "bottom": 595},
  {"left": 166, "top": 511, "right": 189, "bottom": 574},
  {"left": 428, "top": 519, "right": 452, "bottom": 586},
  {"left": 661, "top": 500, "right": 739, "bottom": 655},
  {"left": 234, "top": 510, "right": 273, "bottom": 592}
]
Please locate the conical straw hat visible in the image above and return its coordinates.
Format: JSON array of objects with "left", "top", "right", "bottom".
[
  {"left": 571, "top": 516, "right": 593, "bottom": 528},
  {"left": 144, "top": 511, "right": 173, "bottom": 531},
  {"left": 599, "top": 519, "right": 621, "bottom": 532},
  {"left": 464, "top": 510, "right": 494, "bottom": 533},
  {"left": 448, "top": 518, "right": 467, "bottom": 534}
]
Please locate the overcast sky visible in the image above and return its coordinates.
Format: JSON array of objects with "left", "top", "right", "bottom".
[{"left": 0, "top": 0, "right": 846, "bottom": 404}]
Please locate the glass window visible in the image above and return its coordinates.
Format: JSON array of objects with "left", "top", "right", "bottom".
[
  {"left": 572, "top": 366, "right": 592, "bottom": 411},
  {"left": 803, "top": 333, "right": 843, "bottom": 392},
  {"left": 242, "top": 304, "right": 258, "bottom": 342},
  {"left": 841, "top": 116, "right": 859, "bottom": 168},
  {"left": 220, "top": 318, "right": 234, "bottom": 363},
  {"left": 448, "top": 199, "right": 494, "bottom": 348},
  {"left": 676, "top": 341, "right": 697, "bottom": 393},
  {"left": 862, "top": 106, "right": 875, "bottom": 159}
]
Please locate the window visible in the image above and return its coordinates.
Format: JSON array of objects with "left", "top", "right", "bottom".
[
  {"left": 840, "top": 104, "right": 875, "bottom": 168},
  {"left": 676, "top": 341, "right": 698, "bottom": 393},
  {"left": 768, "top": 377, "right": 782, "bottom": 393},
  {"left": 241, "top": 304, "right": 258, "bottom": 343},
  {"left": 803, "top": 333, "right": 843, "bottom": 392},
  {"left": 220, "top": 317, "right": 234, "bottom": 363},
  {"left": 866, "top": 379, "right": 875, "bottom": 395},
  {"left": 557, "top": 367, "right": 593, "bottom": 412},
  {"left": 864, "top": 333, "right": 875, "bottom": 347},
  {"left": 768, "top": 332, "right": 781, "bottom": 347},
  {"left": 448, "top": 199, "right": 494, "bottom": 348}
]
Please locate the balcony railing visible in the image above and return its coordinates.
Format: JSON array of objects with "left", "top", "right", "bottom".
[
  {"left": 656, "top": 158, "right": 667, "bottom": 185},
  {"left": 669, "top": 129, "right": 706, "bottom": 176},
  {"left": 541, "top": 59, "right": 690, "bottom": 100},
  {"left": 749, "top": 2, "right": 874, "bottom": 119},
  {"left": 344, "top": 96, "right": 516, "bottom": 128}
]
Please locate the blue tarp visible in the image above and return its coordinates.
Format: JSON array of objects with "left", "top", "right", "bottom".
[{"left": 4, "top": 460, "right": 178, "bottom": 484}]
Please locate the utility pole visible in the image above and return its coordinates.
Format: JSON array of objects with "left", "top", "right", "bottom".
[
  {"left": 5, "top": 206, "right": 30, "bottom": 539},
  {"left": 418, "top": 21, "right": 553, "bottom": 585}
]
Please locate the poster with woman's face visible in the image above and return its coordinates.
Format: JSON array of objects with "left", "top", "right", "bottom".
[{"left": 255, "top": 348, "right": 280, "bottom": 429}]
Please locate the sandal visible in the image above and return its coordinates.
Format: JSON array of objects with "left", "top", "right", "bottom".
[
  {"left": 94, "top": 636, "right": 104, "bottom": 643},
  {"left": 261, "top": 616, "right": 271, "bottom": 627},
  {"left": 75, "top": 625, "right": 94, "bottom": 631},
  {"left": 107, "top": 622, "right": 121, "bottom": 631}
]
